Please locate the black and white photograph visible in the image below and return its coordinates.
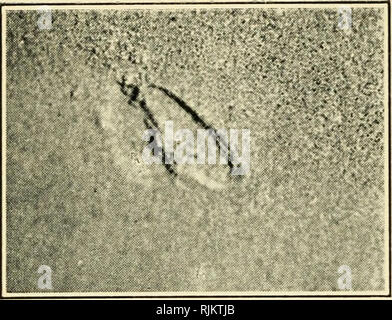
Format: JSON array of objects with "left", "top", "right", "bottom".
[{"left": 0, "top": 0, "right": 390, "bottom": 299}]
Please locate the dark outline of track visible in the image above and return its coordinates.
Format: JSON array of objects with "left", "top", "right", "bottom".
[{"left": 118, "top": 76, "right": 236, "bottom": 177}]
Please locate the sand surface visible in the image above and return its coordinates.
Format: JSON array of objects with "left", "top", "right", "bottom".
[{"left": 5, "top": 7, "right": 386, "bottom": 292}]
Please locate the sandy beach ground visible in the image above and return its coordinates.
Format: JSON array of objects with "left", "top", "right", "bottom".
[{"left": 5, "top": 7, "right": 386, "bottom": 292}]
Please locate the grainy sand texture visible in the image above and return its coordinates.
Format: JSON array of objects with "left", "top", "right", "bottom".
[{"left": 4, "top": 5, "right": 387, "bottom": 293}]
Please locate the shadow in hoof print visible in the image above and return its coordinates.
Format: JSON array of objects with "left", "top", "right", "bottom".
[{"left": 117, "top": 75, "right": 238, "bottom": 191}]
